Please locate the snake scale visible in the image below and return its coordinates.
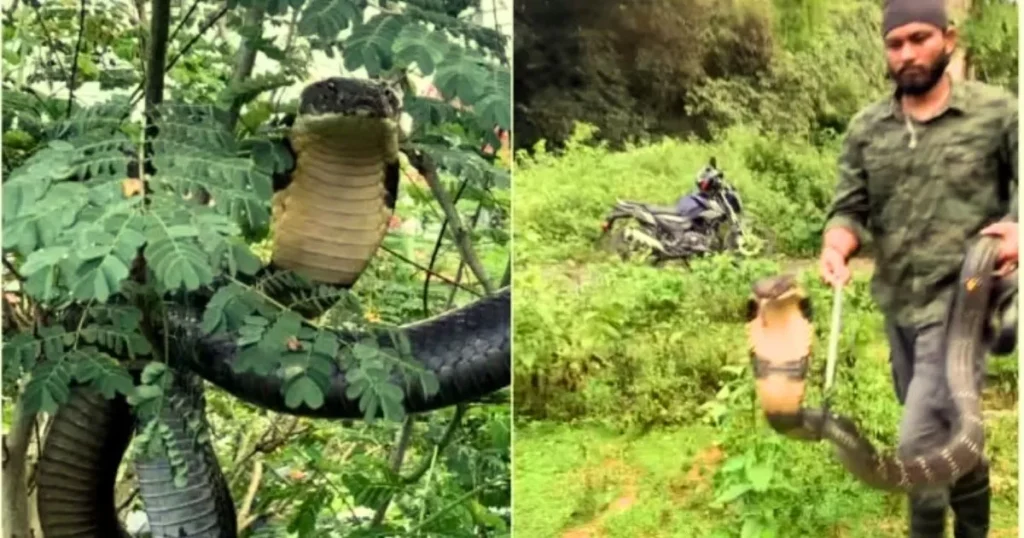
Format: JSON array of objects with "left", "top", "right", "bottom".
[
  {"left": 32, "top": 77, "right": 510, "bottom": 537},
  {"left": 746, "top": 235, "right": 1016, "bottom": 491}
]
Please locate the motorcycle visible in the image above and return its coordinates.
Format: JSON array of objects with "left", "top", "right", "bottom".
[{"left": 598, "top": 157, "right": 756, "bottom": 265}]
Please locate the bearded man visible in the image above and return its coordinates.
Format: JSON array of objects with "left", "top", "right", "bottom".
[{"left": 817, "top": 0, "right": 1018, "bottom": 536}]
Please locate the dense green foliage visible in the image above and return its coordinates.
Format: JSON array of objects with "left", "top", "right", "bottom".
[
  {"left": 2, "top": 0, "right": 510, "bottom": 535},
  {"left": 513, "top": 0, "right": 1018, "bottom": 151}
]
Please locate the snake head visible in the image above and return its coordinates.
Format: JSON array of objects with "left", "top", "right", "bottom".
[
  {"left": 751, "top": 274, "right": 799, "bottom": 300},
  {"left": 298, "top": 78, "right": 401, "bottom": 118},
  {"left": 748, "top": 274, "right": 813, "bottom": 323}
]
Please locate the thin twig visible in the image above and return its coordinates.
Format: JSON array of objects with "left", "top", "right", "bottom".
[
  {"left": 406, "top": 150, "right": 496, "bottom": 294},
  {"left": 228, "top": 417, "right": 307, "bottom": 487},
  {"left": 380, "top": 246, "right": 483, "bottom": 297},
  {"left": 168, "top": 0, "right": 202, "bottom": 45},
  {"left": 236, "top": 460, "right": 263, "bottom": 530},
  {"left": 445, "top": 195, "right": 488, "bottom": 308},
  {"left": 371, "top": 416, "right": 415, "bottom": 527},
  {"left": 402, "top": 404, "right": 466, "bottom": 484},
  {"left": 423, "top": 177, "right": 470, "bottom": 315},
  {"left": 3, "top": 259, "right": 24, "bottom": 282},
  {"left": 116, "top": 488, "right": 139, "bottom": 514},
  {"left": 66, "top": 0, "right": 88, "bottom": 118},
  {"left": 406, "top": 480, "right": 502, "bottom": 534},
  {"left": 28, "top": 2, "right": 68, "bottom": 82},
  {"left": 163, "top": 5, "right": 230, "bottom": 73},
  {"left": 128, "top": 4, "right": 230, "bottom": 108}
]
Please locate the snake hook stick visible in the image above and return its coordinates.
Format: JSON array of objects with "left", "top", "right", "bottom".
[
  {"left": 746, "top": 236, "right": 1001, "bottom": 491},
  {"left": 822, "top": 284, "right": 843, "bottom": 403}
]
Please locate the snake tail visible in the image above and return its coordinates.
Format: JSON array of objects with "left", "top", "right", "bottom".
[
  {"left": 36, "top": 371, "right": 236, "bottom": 538},
  {"left": 746, "top": 237, "right": 1002, "bottom": 491},
  {"left": 133, "top": 370, "right": 236, "bottom": 537},
  {"left": 36, "top": 387, "right": 134, "bottom": 538}
]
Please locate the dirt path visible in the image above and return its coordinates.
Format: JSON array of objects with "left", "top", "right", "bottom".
[{"left": 560, "top": 460, "right": 640, "bottom": 538}]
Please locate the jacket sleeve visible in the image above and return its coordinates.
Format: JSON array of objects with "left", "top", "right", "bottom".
[
  {"left": 823, "top": 114, "right": 871, "bottom": 247},
  {"left": 999, "top": 101, "right": 1018, "bottom": 223}
]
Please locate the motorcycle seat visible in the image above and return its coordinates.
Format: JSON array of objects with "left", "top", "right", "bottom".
[{"left": 638, "top": 203, "right": 681, "bottom": 215}]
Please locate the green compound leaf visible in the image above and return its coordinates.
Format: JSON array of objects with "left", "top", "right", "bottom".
[{"left": 284, "top": 374, "right": 326, "bottom": 410}]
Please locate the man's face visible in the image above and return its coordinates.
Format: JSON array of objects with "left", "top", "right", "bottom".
[{"left": 883, "top": 22, "right": 955, "bottom": 95}]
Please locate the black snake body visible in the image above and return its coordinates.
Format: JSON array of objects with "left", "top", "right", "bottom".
[
  {"left": 32, "top": 77, "right": 510, "bottom": 537},
  {"left": 746, "top": 236, "right": 1014, "bottom": 491}
]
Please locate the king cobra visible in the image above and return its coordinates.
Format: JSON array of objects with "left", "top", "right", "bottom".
[
  {"left": 746, "top": 235, "right": 1016, "bottom": 491},
  {"left": 31, "top": 77, "right": 510, "bottom": 537}
]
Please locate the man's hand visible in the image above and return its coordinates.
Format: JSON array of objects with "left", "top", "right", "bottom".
[
  {"left": 819, "top": 247, "right": 852, "bottom": 288},
  {"left": 980, "top": 221, "right": 1019, "bottom": 277}
]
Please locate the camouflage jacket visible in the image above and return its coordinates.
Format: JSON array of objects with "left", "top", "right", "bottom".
[{"left": 823, "top": 79, "right": 1018, "bottom": 327}]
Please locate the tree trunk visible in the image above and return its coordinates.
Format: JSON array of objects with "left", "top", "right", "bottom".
[{"left": 2, "top": 404, "right": 37, "bottom": 538}]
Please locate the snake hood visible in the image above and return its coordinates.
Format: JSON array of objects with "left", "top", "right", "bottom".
[{"left": 746, "top": 236, "right": 1005, "bottom": 491}]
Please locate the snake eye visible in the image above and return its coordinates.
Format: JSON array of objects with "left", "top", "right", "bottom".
[
  {"left": 799, "top": 297, "right": 812, "bottom": 319},
  {"left": 745, "top": 298, "right": 758, "bottom": 321}
]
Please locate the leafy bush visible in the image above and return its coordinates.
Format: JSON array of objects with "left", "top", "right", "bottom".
[
  {"left": 514, "top": 0, "right": 1017, "bottom": 151},
  {"left": 514, "top": 123, "right": 839, "bottom": 266}
]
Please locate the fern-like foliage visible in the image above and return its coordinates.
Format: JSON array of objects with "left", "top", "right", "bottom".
[
  {"left": 3, "top": 0, "right": 506, "bottom": 434},
  {"left": 3, "top": 94, "right": 443, "bottom": 423}
]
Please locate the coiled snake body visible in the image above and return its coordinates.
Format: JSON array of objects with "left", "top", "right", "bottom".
[
  {"left": 746, "top": 236, "right": 1014, "bottom": 491},
  {"left": 32, "top": 77, "right": 510, "bottom": 537}
]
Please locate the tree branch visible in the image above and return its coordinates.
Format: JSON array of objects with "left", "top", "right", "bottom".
[
  {"left": 381, "top": 246, "right": 484, "bottom": 297},
  {"left": 423, "top": 176, "right": 471, "bottom": 315},
  {"left": 500, "top": 256, "right": 510, "bottom": 287},
  {"left": 144, "top": 0, "right": 172, "bottom": 134},
  {"left": 225, "top": 5, "right": 266, "bottom": 131},
  {"left": 66, "top": 0, "right": 88, "bottom": 118},
  {"left": 3, "top": 259, "right": 24, "bottom": 283},
  {"left": 128, "top": 3, "right": 231, "bottom": 109},
  {"left": 164, "top": 5, "right": 231, "bottom": 73},
  {"left": 444, "top": 194, "right": 488, "bottom": 309},
  {"left": 28, "top": 2, "right": 68, "bottom": 83},
  {"left": 371, "top": 416, "right": 415, "bottom": 527},
  {"left": 2, "top": 398, "right": 36, "bottom": 538},
  {"left": 116, "top": 487, "right": 138, "bottom": 515},
  {"left": 236, "top": 460, "right": 263, "bottom": 531},
  {"left": 402, "top": 404, "right": 466, "bottom": 484},
  {"left": 228, "top": 416, "right": 307, "bottom": 488},
  {"left": 168, "top": 0, "right": 202, "bottom": 45}
]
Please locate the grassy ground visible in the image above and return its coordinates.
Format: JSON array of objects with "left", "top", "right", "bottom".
[
  {"left": 514, "top": 408, "right": 1018, "bottom": 538},
  {"left": 513, "top": 261, "right": 1019, "bottom": 538}
]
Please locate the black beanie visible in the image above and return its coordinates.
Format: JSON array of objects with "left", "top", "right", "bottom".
[{"left": 882, "top": 0, "right": 948, "bottom": 36}]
